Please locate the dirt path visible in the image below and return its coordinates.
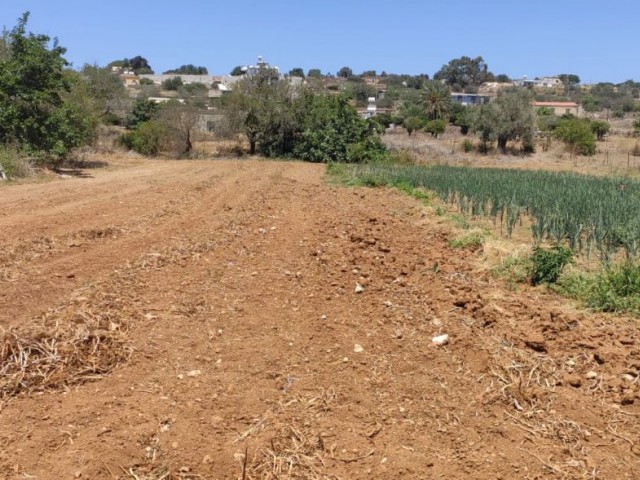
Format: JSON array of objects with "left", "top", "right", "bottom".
[{"left": 0, "top": 158, "right": 638, "bottom": 479}]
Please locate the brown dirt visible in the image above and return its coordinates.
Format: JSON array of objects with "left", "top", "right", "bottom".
[{"left": 1, "top": 156, "right": 639, "bottom": 479}]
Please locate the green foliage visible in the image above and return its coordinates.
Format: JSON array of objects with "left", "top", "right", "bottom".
[
  {"left": 422, "top": 81, "right": 452, "bottom": 120},
  {"left": 307, "top": 69, "right": 323, "bottom": 79},
  {"left": 449, "top": 230, "right": 485, "bottom": 249},
  {"left": 425, "top": 119, "right": 446, "bottom": 138},
  {"left": 590, "top": 120, "right": 611, "bottom": 140},
  {"left": 338, "top": 66, "right": 353, "bottom": 78},
  {"left": 230, "top": 66, "right": 244, "bottom": 76},
  {"left": 139, "top": 78, "right": 154, "bottom": 85},
  {"left": 109, "top": 55, "right": 153, "bottom": 74},
  {"left": 288, "top": 67, "right": 304, "bottom": 78},
  {"left": 462, "top": 138, "right": 474, "bottom": 152},
  {"left": 529, "top": 245, "right": 573, "bottom": 285},
  {"left": 554, "top": 117, "right": 596, "bottom": 155},
  {"left": 125, "top": 99, "right": 160, "bottom": 129},
  {"left": 80, "top": 64, "right": 128, "bottom": 124},
  {"left": 557, "top": 74, "right": 581, "bottom": 86},
  {"left": 558, "top": 263, "right": 640, "bottom": 314},
  {"left": 403, "top": 116, "right": 426, "bottom": 136},
  {"left": 0, "top": 13, "right": 96, "bottom": 160},
  {"left": 223, "top": 73, "right": 386, "bottom": 162},
  {"left": 433, "top": 56, "right": 494, "bottom": 91},
  {"left": 470, "top": 89, "right": 535, "bottom": 153},
  {"left": 633, "top": 119, "right": 640, "bottom": 135},
  {"left": 162, "top": 76, "right": 183, "bottom": 90},
  {"left": 119, "top": 120, "right": 166, "bottom": 156},
  {"left": 344, "top": 82, "right": 377, "bottom": 107},
  {"left": 328, "top": 163, "right": 640, "bottom": 263},
  {"left": 164, "top": 64, "right": 208, "bottom": 75},
  {"left": 0, "top": 146, "right": 32, "bottom": 178},
  {"left": 294, "top": 95, "right": 386, "bottom": 163},
  {"left": 453, "top": 105, "right": 473, "bottom": 134}
]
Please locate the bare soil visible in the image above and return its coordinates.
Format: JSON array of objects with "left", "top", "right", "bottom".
[{"left": 1, "top": 156, "right": 639, "bottom": 479}]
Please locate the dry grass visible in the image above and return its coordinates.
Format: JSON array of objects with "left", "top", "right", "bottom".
[{"left": 0, "top": 281, "right": 136, "bottom": 402}]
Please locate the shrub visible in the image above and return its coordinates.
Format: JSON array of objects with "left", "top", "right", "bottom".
[
  {"left": 462, "top": 138, "right": 474, "bottom": 152},
  {"left": 529, "top": 245, "right": 573, "bottom": 285},
  {"left": 162, "top": 76, "right": 183, "bottom": 90},
  {"left": 449, "top": 230, "right": 485, "bottom": 249},
  {"left": 0, "top": 146, "right": 33, "bottom": 179},
  {"left": 425, "top": 119, "right": 446, "bottom": 138},
  {"left": 119, "top": 120, "right": 166, "bottom": 156}
]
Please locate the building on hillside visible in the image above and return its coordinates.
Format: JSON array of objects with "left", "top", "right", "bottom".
[
  {"left": 450, "top": 93, "right": 491, "bottom": 106},
  {"left": 532, "top": 101, "right": 579, "bottom": 116},
  {"left": 514, "top": 76, "right": 564, "bottom": 89},
  {"left": 138, "top": 74, "right": 216, "bottom": 86}
]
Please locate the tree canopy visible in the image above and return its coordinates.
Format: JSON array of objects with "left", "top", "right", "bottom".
[
  {"left": 164, "top": 64, "right": 208, "bottom": 75},
  {"left": 109, "top": 55, "right": 154, "bottom": 74},
  {"left": 337, "top": 66, "right": 353, "bottom": 78},
  {"left": 0, "top": 12, "right": 96, "bottom": 159},
  {"left": 433, "top": 56, "right": 494, "bottom": 91}
]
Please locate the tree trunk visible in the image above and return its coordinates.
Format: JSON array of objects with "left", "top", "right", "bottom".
[
  {"left": 249, "top": 139, "right": 256, "bottom": 155},
  {"left": 498, "top": 136, "right": 508, "bottom": 152}
]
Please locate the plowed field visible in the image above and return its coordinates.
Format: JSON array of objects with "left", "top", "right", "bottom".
[{"left": 1, "top": 157, "right": 638, "bottom": 479}]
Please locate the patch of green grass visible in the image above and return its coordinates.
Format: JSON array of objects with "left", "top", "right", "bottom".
[
  {"left": 395, "top": 181, "right": 430, "bottom": 203},
  {"left": 449, "top": 230, "right": 485, "bottom": 249},
  {"left": 555, "top": 262, "right": 640, "bottom": 314},
  {"left": 492, "top": 254, "right": 531, "bottom": 287},
  {"left": 448, "top": 214, "right": 470, "bottom": 230}
]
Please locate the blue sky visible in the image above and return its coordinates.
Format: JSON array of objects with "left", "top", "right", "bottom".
[{"left": 2, "top": 0, "right": 638, "bottom": 83}]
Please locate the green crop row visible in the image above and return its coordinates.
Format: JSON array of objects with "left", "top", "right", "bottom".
[{"left": 329, "top": 163, "right": 640, "bottom": 264}]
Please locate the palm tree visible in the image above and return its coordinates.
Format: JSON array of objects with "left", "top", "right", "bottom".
[{"left": 422, "top": 81, "right": 452, "bottom": 121}]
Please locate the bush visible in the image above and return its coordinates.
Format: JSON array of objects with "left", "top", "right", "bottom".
[
  {"left": 462, "top": 138, "right": 474, "bottom": 152},
  {"left": 119, "top": 120, "right": 166, "bottom": 156},
  {"left": 0, "top": 146, "right": 33, "bottom": 179},
  {"left": 584, "top": 262, "right": 640, "bottom": 313},
  {"left": 162, "top": 76, "right": 183, "bottom": 90},
  {"left": 529, "top": 245, "right": 573, "bottom": 285},
  {"left": 425, "top": 119, "right": 446, "bottom": 138}
]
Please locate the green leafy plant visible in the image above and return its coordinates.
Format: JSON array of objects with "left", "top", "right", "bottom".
[
  {"left": 529, "top": 245, "right": 573, "bottom": 285},
  {"left": 449, "top": 230, "right": 485, "bottom": 249}
]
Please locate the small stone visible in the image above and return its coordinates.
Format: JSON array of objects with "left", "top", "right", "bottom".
[
  {"left": 566, "top": 374, "right": 582, "bottom": 388},
  {"left": 203, "top": 455, "right": 213, "bottom": 464},
  {"left": 524, "top": 334, "right": 547, "bottom": 353},
  {"left": 585, "top": 371, "right": 598, "bottom": 380},
  {"left": 355, "top": 283, "right": 365, "bottom": 294},
  {"left": 432, "top": 334, "right": 449, "bottom": 346},
  {"left": 177, "top": 374, "right": 184, "bottom": 380},
  {"left": 621, "top": 374, "right": 636, "bottom": 382},
  {"left": 187, "top": 370, "right": 202, "bottom": 378},
  {"left": 321, "top": 315, "right": 327, "bottom": 320},
  {"left": 354, "top": 344, "right": 364, "bottom": 353}
]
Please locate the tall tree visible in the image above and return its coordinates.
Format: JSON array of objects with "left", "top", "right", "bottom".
[
  {"left": 307, "top": 69, "right": 323, "bottom": 79},
  {"left": 422, "top": 81, "right": 452, "bottom": 120},
  {"left": 230, "top": 65, "right": 244, "bottom": 76},
  {"left": 0, "top": 13, "right": 96, "bottom": 159},
  {"left": 288, "top": 67, "right": 305, "bottom": 78},
  {"left": 433, "top": 56, "right": 494, "bottom": 91},
  {"left": 337, "top": 66, "right": 353, "bottom": 78},
  {"left": 164, "top": 64, "right": 208, "bottom": 75}
]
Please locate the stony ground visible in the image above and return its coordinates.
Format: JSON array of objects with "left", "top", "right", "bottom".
[{"left": 0, "top": 157, "right": 639, "bottom": 479}]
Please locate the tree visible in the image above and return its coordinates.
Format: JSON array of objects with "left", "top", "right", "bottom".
[
  {"left": 125, "top": 98, "right": 160, "bottom": 128},
  {"left": 557, "top": 74, "right": 580, "bottom": 86},
  {"left": 164, "top": 64, "right": 208, "bottom": 75},
  {"left": 632, "top": 119, "right": 640, "bottom": 136},
  {"left": 80, "top": 64, "right": 128, "bottom": 123},
  {"left": 590, "top": 120, "right": 610, "bottom": 141},
  {"left": 307, "top": 69, "right": 322, "bottom": 79},
  {"left": 0, "top": 13, "right": 96, "bottom": 159},
  {"left": 472, "top": 88, "right": 535, "bottom": 153},
  {"left": 493, "top": 88, "right": 535, "bottom": 152},
  {"left": 293, "top": 95, "right": 386, "bottom": 163},
  {"left": 425, "top": 119, "right": 446, "bottom": 138},
  {"left": 230, "top": 65, "right": 244, "bottom": 76},
  {"left": 109, "top": 56, "right": 153, "bottom": 74},
  {"left": 288, "top": 67, "right": 304, "bottom": 78},
  {"left": 403, "top": 116, "right": 425, "bottom": 136},
  {"left": 555, "top": 117, "right": 596, "bottom": 156},
  {"left": 156, "top": 101, "right": 200, "bottom": 155},
  {"left": 362, "top": 70, "right": 377, "bottom": 77},
  {"left": 337, "top": 66, "right": 353, "bottom": 78},
  {"left": 495, "top": 74, "right": 511, "bottom": 83},
  {"left": 422, "top": 81, "right": 452, "bottom": 120},
  {"left": 162, "top": 76, "right": 183, "bottom": 90},
  {"left": 433, "top": 56, "right": 494, "bottom": 91}
]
